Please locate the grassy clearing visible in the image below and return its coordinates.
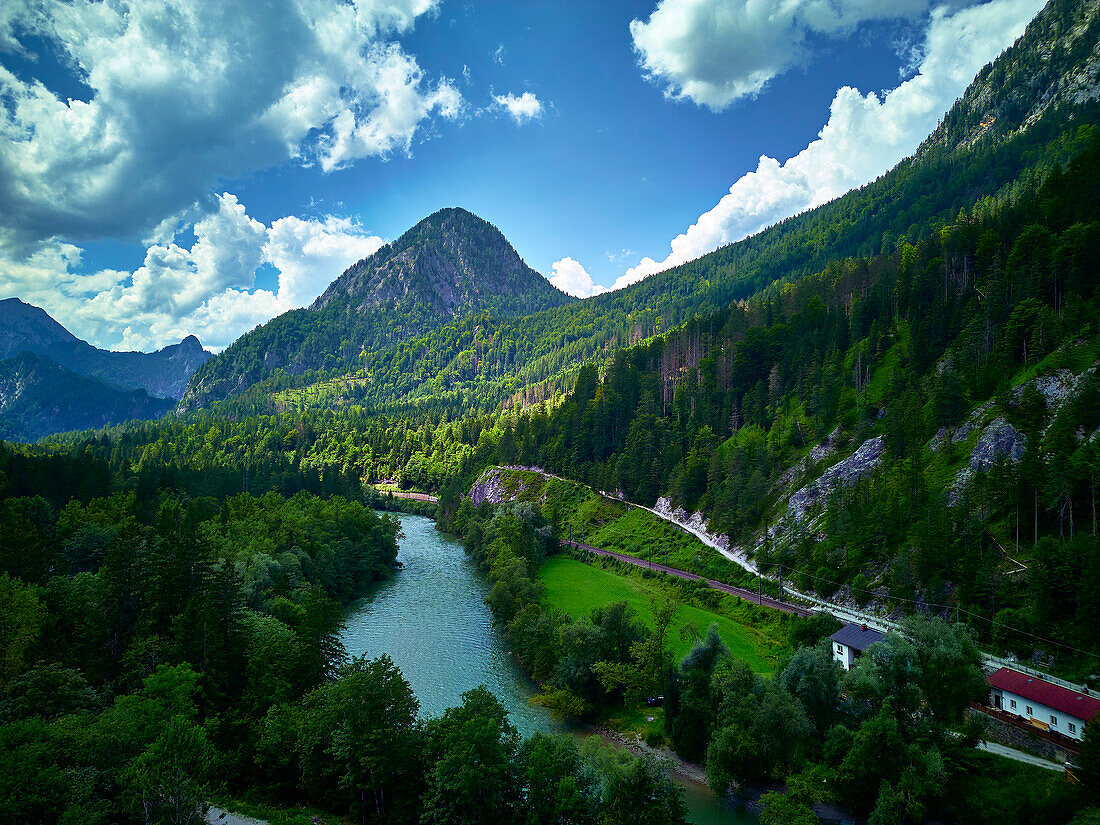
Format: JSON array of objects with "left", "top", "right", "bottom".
[
  {"left": 539, "top": 555, "right": 789, "bottom": 673},
  {"left": 497, "top": 468, "right": 763, "bottom": 592}
]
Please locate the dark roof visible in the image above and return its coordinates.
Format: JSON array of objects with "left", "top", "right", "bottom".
[
  {"left": 987, "top": 668, "right": 1100, "bottom": 722},
  {"left": 829, "top": 623, "right": 886, "bottom": 651}
]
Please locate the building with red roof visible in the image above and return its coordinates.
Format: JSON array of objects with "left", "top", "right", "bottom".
[{"left": 987, "top": 667, "right": 1099, "bottom": 741}]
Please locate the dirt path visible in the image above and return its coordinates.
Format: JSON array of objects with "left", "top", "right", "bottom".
[{"left": 564, "top": 540, "right": 815, "bottom": 617}]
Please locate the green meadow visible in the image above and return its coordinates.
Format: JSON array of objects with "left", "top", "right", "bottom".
[{"left": 538, "top": 555, "right": 790, "bottom": 674}]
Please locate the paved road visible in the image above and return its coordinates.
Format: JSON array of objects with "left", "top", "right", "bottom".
[
  {"left": 564, "top": 540, "right": 815, "bottom": 617},
  {"left": 977, "top": 741, "right": 1065, "bottom": 772}
]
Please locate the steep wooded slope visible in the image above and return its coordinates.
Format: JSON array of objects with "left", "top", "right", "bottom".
[
  {"left": 181, "top": 208, "right": 571, "bottom": 409},
  {"left": 186, "top": 0, "right": 1099, "bottom": 417}
]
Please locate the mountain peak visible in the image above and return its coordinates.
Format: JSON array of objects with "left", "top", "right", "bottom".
[
  {"left": 181, "top": 208, "right": 572, "bottom": 409},
  {"left": 313, "top": 207, "right": 568, "bottom": 317},
  {"left": 0, "top": 297, "right": 80, "bottom": 352}
]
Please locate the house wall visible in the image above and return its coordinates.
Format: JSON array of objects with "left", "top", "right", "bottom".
[
  {"left": 832, "top": 641, "right": 855, "bottom": 671},
  {"left": 988, "top": 688, "right": 1087, "bottom": 741}
]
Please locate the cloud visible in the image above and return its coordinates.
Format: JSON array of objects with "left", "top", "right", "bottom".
[
  {"left": 493, "top": 91, "right": 543, "bottom": 123},
  {"left": 631, "top": 0, "right": 956, "bottom": 110},
  {"left": 0, "top": 0, "right": 459, "bottom": 248},
  {"left": 0, "top": 194, "right": 385, "bottom": 351},
  {"left": 550, "top": 257, "right": 606, "bottom": 298},
  {"left": 264, "top": 214, "right": 385, "bottom": 308},
  {"left": 493, "top": 43, "right": 507, "bottom": 65},
  {"left": 620, "top": 0, "right": 1044, "bottom": 288}
]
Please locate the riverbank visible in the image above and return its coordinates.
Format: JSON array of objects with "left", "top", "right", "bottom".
[{"left": 590, "top": 725, "right": 709, "bottom": 785}]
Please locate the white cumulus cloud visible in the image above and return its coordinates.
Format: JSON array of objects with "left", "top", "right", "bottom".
[
  {"left": 0, "top": 195, "right": 385, "bottom": 352},
  {"left": 550, "top": 257, "right": 606, "bottom": 298},
  {"left": 631, "top": 0, "right": 949, "bottom": 110},
  {"left": 264, "top": 214, "right": 385, "bottom": 309},
  {"left": 619, "top": 0, "right": 1044, "bottom": 289},
  {"left": 0, "top": 0, "right": 459, "bottom": 248},
  {"left": 493, "top": 92, "right": 543, "bottom": 123}
]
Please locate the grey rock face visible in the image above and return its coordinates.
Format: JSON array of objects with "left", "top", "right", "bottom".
[
  {"left": 787, "top": 436, "right": 885, "bottom": 521},
  {"left": 968, "top": 417, "right": 1027, "bottom": 472},
  {"left": 810, "top": 425, "right": 843, "bottom": 464},
  {"left": 775, "top": 425, "right": 842, "bottom": 493},
  {"left": 949, "top": 417, "right": 1028, "bottom": 504},
  {"left": 1013, "top": 368, "right": 1081, "bottom": 412},
  {"left": 467, "top": 466, "right": 531, "bottom": 506}
]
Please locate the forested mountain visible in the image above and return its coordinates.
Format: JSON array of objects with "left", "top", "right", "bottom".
[
  {"left": 47, "top": 0, "right": 1100, "bottom": 675},
  {"left": 0, "top": 298, "right": 211, "bottom": 400},
  {"left": 174, "top": 0, "right": 1100, "bottom": 420},
  {"left": 180, "top": 208, "right": 572, "bottom": 409},
  {"left": 0, "top": 298, "right": 210, "bottom": 440},
  {"left": 923, "top": 0, "right": 1100, "bottom": 153},
  {"left": 501, "top": 135, "right": 1100, "bottom": 676}
]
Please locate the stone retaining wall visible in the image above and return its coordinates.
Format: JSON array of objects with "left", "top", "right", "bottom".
[{"left": 967, "top": 707, "right": 1076, "bottom": 764}]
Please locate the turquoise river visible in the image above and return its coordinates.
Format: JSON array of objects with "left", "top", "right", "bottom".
[{"left": 340, "top": 513, "right": 758, "bottom": 824}]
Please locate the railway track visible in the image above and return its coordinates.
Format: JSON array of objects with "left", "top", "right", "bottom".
[{"left": 563, "top": 539, "right": 815, "bottom": 618}]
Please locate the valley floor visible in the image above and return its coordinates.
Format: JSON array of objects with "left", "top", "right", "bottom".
[{"left": 539, "top": 555, "right": 789, "bottom": 672}]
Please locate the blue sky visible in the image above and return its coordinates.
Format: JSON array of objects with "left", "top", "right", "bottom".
[{"left": 0, "top": 0, "right": 1044, "bottom": 350}]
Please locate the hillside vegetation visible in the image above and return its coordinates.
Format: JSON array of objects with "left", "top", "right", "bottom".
[
  {"left": 495, "top": 134, "right": 1100, "bottom": 677},
  {"left": 179, "top": 1, "right": 1100, "bottom": 416}
]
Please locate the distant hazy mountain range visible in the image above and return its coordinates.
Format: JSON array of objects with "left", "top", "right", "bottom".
[{"left": 0, "top": 298, "right": 210, "bottom": 440}]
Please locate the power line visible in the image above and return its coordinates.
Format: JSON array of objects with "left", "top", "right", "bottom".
[{"left": 564, "top": 517, "right": 1100, "bottom": 662}]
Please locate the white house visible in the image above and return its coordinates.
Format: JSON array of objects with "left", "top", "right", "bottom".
[
  {"left": 829, "top": 623, "right": 886, "bottom": 671},
  {"left": 987, "top": 667, "right": 1099, "bottom": 741}
]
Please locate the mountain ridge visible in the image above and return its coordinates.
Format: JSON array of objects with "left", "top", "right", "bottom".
[
  {"left": 180, "top": 207, "right": 572, "bottom": 410},
  {"left": 0, "top": 297, "right": 211, "bottom": 400},
  {"left": 0, "top": 350, "right": 176, "bottom": 441}
]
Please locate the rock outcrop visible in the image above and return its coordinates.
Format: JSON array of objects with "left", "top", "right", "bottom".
[
  {"left": 468, "top": 467, "right": 514, "bottom": 506},
  {"left": 949, "top": 417, "right": 1028, "bottom": 503},
  {"left": 787, "top": 436, "right": 885, "bottom": 521}
]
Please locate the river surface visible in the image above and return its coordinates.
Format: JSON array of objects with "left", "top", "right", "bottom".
[{"left": 340, "top": 513, "right": 758, "bottom": 824}]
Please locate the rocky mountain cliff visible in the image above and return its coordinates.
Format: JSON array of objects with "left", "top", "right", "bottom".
[
  {"left": 0, "top": 298, "right": 211, "bottom": 399},
  {"left": 315, "top": 207, "right": 568, "bottom": 317},
  {"left": 921, "top": 0, "right": 1099, "bottom": 153}
]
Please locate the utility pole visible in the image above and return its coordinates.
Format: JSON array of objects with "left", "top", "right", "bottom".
[
  {"left": 758, "top": 569, "right": 762, "bottom": 605},
  {"left": 778, "top": 565, "right": 783, "bottom": 599},
  {"left": 664, "top": 536, "right": 668, "bottom": 566}
]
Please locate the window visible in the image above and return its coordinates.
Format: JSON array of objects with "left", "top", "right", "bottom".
[
  {"left": 836, "top": 644, "right": 843, "bottom": 654},
  {"left": 1026, "top": 706, "right": 1033, "bottom": 716},
  {"left": 1069, "top": 723, "right": 1077, "bottom": 734},
  {"left": 1010, "top": 699, "right": 1017, "bottom": 709},
  {"left": 1051, "top": 715, "right": 1057, "bottom": 726}
]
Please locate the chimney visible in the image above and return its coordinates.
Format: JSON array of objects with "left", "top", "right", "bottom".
[{"left": 861, "top": 624, "right": 867, "bottom": 632}]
